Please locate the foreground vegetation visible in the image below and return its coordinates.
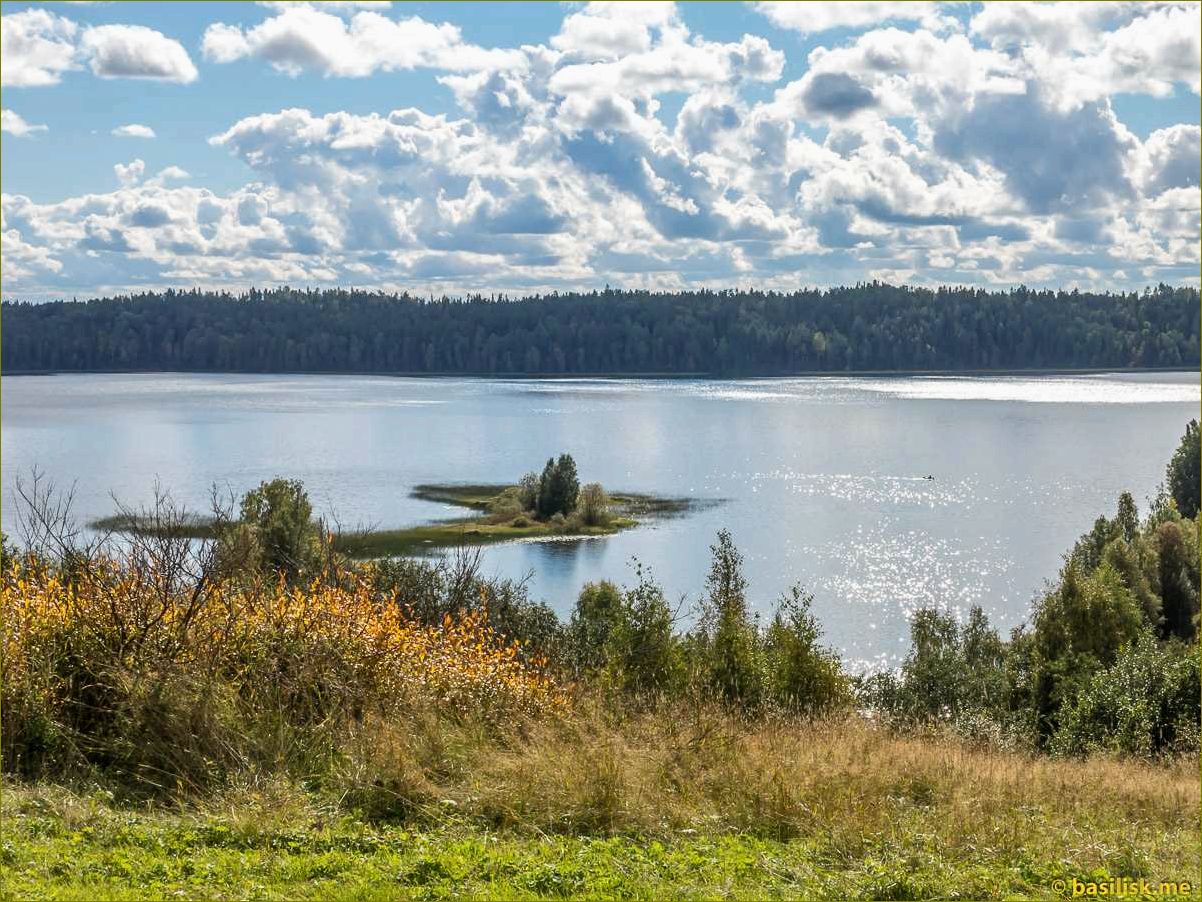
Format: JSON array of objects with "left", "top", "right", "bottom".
[
  {"left": 4, "top": 283, "right": 1198, "bottom": 375},
  {"left": 2, "top": 422, "right": 1198, "bottom": 898},
  {"left": 4, "top": 722, "right": 1197, "bottom": 900}
]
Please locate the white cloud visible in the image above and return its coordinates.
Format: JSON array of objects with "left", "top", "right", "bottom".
[
  {"left": 114, "top": 158, "right": 146, "bottom": 187},
  {"left": 551, "top": 2, "right": 677, "bottom": 60},
  {"left": 3, "top": 1, "right": 1199, "bottom": 296},
  {"left": 80, "top": 24, "right": 198, "bottom": 82},
  {"left": 1, "top": 109, "right": 49, "bottom": 136},
  {"left": 776, "top": 27, "right": 1024, "bottom": 123},
  {"left": 201, "top": 6, "right": 523, "bottom": 77},
  {"left": 112, "top": 123, "right": 156, "bottom": 138},
  {"left": 258, "top": 1, "right": 393, "bottom": 10},
  {"left": 753, "top": 1, "right": 942, "bottom": 34},
  {"left": 1, "top": 9, "right": 197, "bottom": 86},
  {"left": 970, "top": 2, "right": 1143, "bottom": 53},
  {"left": 1, "top": 9, "right": 79, "bottom": 86},
  {"left": 1131, "top": 124, "right": 1201, "bottom": 196},
  {"left": 546, "top": 4, "right": 783, "bottom": 115},
  {"left": 971, "top": 2, "right": 1201, "bottom": 110}
]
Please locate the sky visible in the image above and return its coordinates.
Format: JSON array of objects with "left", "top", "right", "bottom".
[{"left": 1, "top": 0, "right": 1199, "bottom": 300}]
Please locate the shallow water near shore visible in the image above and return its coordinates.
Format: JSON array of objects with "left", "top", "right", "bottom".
[{"left": 3, "top": 370, "right": 1197, "bottom": 669}]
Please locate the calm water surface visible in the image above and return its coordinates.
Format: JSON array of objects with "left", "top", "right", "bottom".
[{"left": 2, "top": 372, "right": 1197, "bottom": 668}]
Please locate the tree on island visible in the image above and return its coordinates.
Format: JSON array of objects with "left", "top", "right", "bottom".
[
  {"left": 536, "top": 454, "right": 580, "bottom": 518},
  {"left": 578, "top": 483, "right": 609, "bottom": 526}
]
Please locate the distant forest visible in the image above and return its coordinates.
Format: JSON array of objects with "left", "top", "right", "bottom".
[{"left": 3, "top": 283, "right": 1198, "bottom": 375}]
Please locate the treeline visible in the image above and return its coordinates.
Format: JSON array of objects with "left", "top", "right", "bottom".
[{"left": 3, "top": 282, "right": 1198, "bottom": 375}]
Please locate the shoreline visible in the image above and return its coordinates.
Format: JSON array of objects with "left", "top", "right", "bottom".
[{"left": 4, "top": 365, "right": 1198, "bottom": 380}]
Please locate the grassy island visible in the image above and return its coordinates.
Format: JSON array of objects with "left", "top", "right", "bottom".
[
  {"left": 93, "top": 455, "right": 707, "bottom": 559},
  {"left": 335, "top": 484, "right": 660, "bottom": 557}
]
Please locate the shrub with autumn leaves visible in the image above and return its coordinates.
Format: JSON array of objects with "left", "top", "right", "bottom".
[{"left": 1, "top": 551, "right": 565, "bottom": 788}]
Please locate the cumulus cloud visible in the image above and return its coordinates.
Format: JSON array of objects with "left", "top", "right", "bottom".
[
  {"left": 551, "top": 2, "right": 677, "bottom": 60},
  {"left": 1132, "top": 124, "right": 1201, "bottom": 195},
  {"left": 81, "top": 24, "right": 198, "bottom": 82},
  {"left": 971, "top": 2, "right": 1146, "bottom": 54},
  {"left": 753, "top": 1, "right": 942, "bottom": 34},
  {"left": 201, "top": 6, "right": 523, "bottom": 76},
  {"left": 545, "top": 2, "right": 784, "bottom": 127},
  {"left": 114, "top": 159, "right": 146, "bottom": 187},
  {"left": 1, "top": 109, "right": 48, "bottom": 136},
  {"left": 1, "top": 9, "right": 197, "bottom": 86},
  {"left": 112, "top": 123, "right": 156, "bottom": 138},
  {"left": 1, "top": 9, "right": 79, "bottom": 86},
  {"left": 971, "top": 2, "right": 1201, "bottom": 110},
  {"left": 935, "top": 91, "right": 1137, "bottom": 214},
  {"left": 3, "top": 1, "right": 1199, "bottom": 296}
]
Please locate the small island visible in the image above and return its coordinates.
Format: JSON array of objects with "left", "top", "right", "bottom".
[
  {"left": 340, "top": 454, "right": 648, "bottom": 556},
  {"left": 93, "top": 454, "right": 704, "bottom": 559}
]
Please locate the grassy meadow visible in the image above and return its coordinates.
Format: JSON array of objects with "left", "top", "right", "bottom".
[{"left": 4, "top": 712, "right": 1198, "bottom": 900}]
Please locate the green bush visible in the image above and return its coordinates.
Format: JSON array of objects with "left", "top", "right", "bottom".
[
  {"left": 863, "top": 606, "right": 1008, "bottom": 728},
  {"left": 567, "top": 568, "right": 683, "bottom": 697},
  {"left": 693, "top": 530, "right": 762, "bottom": 709},
  {"left": 227, "top": 478, "right": 320, "bottom": 580},
  {"left": 368, "top": 554, "right": 565, "bottom": 665},
  {"left": 579, "top": 483, "right": 610, "bottom": 526},
  {"left": 486, "top": 487, "right": 525, "bottom": 521},
  {"left": 1153, "top": 519, "right": 1200, "bottom": 640},
  {"left": 762, "top": 586, "right": 850, "bottom": 715},
  {"left": 568, "top": 581, "right": 627, "bottom": 674},
  {"left": 518, "top": 472, "right": 541, "bottom": 512},
  {"left": 1052, "top": 632, "right": 1200, "bottom": 758},
  {"left": 610, "top": 564, "right": 684, "bottom": 697}
]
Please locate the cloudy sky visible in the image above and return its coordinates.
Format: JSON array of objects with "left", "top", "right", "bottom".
[{"left": 2, "top": 0, "right": 1199, "bottom": 299}]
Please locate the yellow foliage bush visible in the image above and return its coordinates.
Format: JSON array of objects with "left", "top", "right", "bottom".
[{"left": 1, "top": 554, "right": 565, "bottom": 782}]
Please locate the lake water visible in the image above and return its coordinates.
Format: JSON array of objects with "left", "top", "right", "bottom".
[{"left": 2, "top": 372, "right": 1197, "bottom": 668}]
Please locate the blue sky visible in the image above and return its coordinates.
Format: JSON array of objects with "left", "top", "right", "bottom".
[{"left": 2, "top": 1, "right": 1199, "bottom": 299}]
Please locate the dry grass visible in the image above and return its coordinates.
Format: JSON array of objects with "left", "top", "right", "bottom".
[
  {"left": 6, "top": 709, "right": 1195, "bottom": 899},
  {"left": 316, "top": 703, "right": 1199, "bottom": 871}
]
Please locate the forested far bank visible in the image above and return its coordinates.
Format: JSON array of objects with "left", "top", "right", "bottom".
[{"left": 3, "top": 282, "right": 1198, "bottom": 375}]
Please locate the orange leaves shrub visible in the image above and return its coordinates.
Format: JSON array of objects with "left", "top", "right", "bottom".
[
  {"left": 0, "top": 554, "right": 565, "bottom": 782},
  {"left": 225, "top": 578, "right": 566, "bottom": 719}
]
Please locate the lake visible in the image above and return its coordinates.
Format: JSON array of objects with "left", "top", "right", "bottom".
[{"left": 2, "top": 371, "right": 1197, "bottom": 668}]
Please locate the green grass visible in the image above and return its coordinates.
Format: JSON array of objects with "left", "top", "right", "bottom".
[
  {"left": 410, "top": 484, "right": 516, "bottom": 510},
  {"left": 4, "top": 781, "right": 1197, "bottom": 901},
  {"left": 91, "top": 484, "right": 707, "bottom": 558},
  {"left": 408, "top": 484, "right": 705, "bottom": 518},
  {"left": 90, "top": 514, "right": 215, "bottom": 540},
  {"left": 332, "top": 517, "right": 637, "bottom": 557}
]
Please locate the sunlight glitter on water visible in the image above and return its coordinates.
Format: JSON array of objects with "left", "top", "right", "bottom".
[
  {"left": 850, "top": 375, "right": 1199, "bottom": 404},
  {"left": 798, "top": 520, "right": 1021, "bottom": 671},
  {"left": 753, "top": 470, "right": 978, "bottom": 508}
]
